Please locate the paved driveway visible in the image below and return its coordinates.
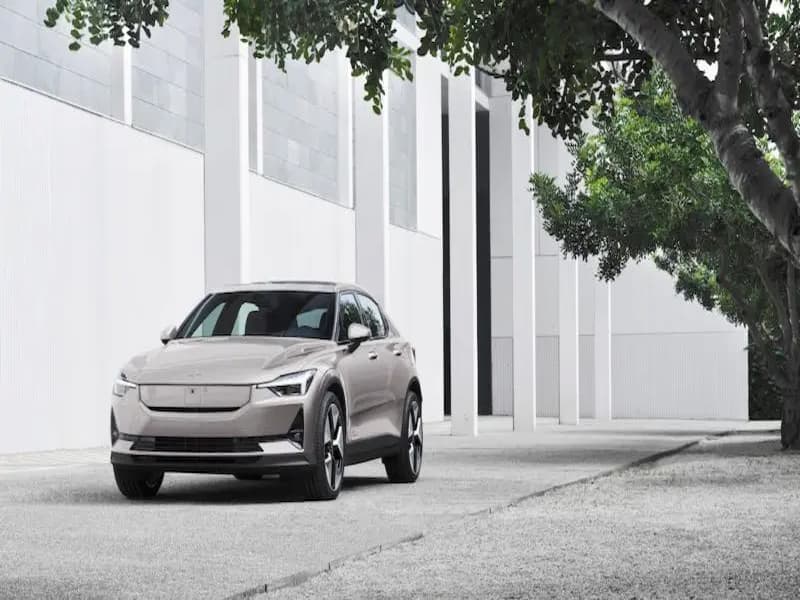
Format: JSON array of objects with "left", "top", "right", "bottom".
[{"left": 0, "top": 419, "right": 773, "bottom": 599}]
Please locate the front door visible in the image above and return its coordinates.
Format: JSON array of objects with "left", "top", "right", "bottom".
[{"left": 335, "top": 293, "right": 385, "bottom": 444}]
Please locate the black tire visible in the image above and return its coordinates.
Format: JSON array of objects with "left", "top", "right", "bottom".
[
  {"left": 383, "top": 390, "right": 423, "bottom": 483},
  {"left": 233, "top": 474, "right": 263, "bottom": 481},
  {"left": 113, "top": 466, "right": 164, "bottom": 499},
  {"left": 304, "top": 391, "right": 345, "bottom": 501}
]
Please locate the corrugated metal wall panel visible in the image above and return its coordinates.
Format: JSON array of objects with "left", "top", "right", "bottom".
[
  {"left": 491, "top": 337, "right": 513, "bottom": 415},
  {"left": 580, "top": 334, "right": 594, "bottom": 418},
  {"left": 0, "top": 79, "right": 205, "bottom": 453},
  {"left": 536, "top": 336, "right": 559, "bottom": 417},
  {"left": 612, "top": 331, "right": 748, "bottom": 419}
]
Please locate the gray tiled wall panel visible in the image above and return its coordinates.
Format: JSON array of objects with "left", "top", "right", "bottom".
[
  {"left": 262, "top": 54, "right": 340, "bottom": 204},
  {"left": 0, "top": 1, "right": 113, "bottom": 115},
  {"left": 389, "top": 63, "right": 417, "bottom": 229},
  {"left": 131, "top": 0, "right": 204, "bottom": 149}
]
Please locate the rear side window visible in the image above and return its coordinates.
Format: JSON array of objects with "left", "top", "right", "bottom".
[
  {"left": 338, "top": 293, "right": 363, "bottom": 341},
  {"left": 356, "top": 294, "right": 386, "bottom": 338}
]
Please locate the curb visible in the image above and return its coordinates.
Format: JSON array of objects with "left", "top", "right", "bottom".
[{"left": 223, "top": 429, "right": 742, "bottom": 598}]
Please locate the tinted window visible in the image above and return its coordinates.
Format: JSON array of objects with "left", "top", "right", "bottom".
[
  {"left": 357, "top": 294, "right": 386, "bottom": 338},
  {"left": 179, "top": 291, "right": 335, "bottom": 340},
  {"left": 338, "top": 293, "right": 363, "bottom": 341}
]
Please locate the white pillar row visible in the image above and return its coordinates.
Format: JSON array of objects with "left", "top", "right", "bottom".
[
  {"left": 203, "top": 3, "right": 251, "bottom": 291},
  {"left": 448, "top": 70, "right": 478, "bottom": 436},
  {"left": 594, "top": 276, "right": 612, "bottom": 420},
  {"left": 110, "top": 45, "right": 132, "bottom": 125},
  {"left": 488, "top": 94, "right": 536, "bottom": 431},
  {"left": 354, "top": 76, "right": 390, "bottom": 305}
]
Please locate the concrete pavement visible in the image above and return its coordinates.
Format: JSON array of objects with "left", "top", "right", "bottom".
[{"left": 0, "top": 418, "right": 776, "bottom": 599}]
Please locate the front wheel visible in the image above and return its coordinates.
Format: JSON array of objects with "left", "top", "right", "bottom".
[
  {"left": 113, "top": 466, "right": 164, "bottom": 499},
  {"left": 383, "top": 391, "right": 422, "bottom": 483},
  {"left": 304, "top": 391, "right": 345, "bottom": 500}
]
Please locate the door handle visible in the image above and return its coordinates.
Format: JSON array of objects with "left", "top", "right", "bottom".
[
  {"left": 392, "top": 349, "right": 403, "bottom": 357},
  {"left": 368, "top": 351, "right": 379, "bottom": 360}
]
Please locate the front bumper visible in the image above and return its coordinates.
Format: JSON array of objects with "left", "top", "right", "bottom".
[
  {"left": 110, "top": 441, "right": 311, "bottom": 475},
  {"left": 111, "top": 384, "right": 314, "bottom": 474}
]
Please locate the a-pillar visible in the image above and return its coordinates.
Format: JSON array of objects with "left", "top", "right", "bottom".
[
  {"left": 489, "top": 94, "right": 536, "bottom": 431},
  {"left": 203, "top": 3, "right": 250, "bottom": 291},
  {"left": 353, "top": 76, "right": 390, "bottom": 305},
  {"left": 594, "top": 277, "right": 612, "bottom": 420},
  {"left": 448, "top": 70, "right": 478, "bottom": 436}
]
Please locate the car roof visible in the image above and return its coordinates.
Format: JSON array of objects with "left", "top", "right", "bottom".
[{"left": 213, "top": 280, "right": 373, "bottom": 296}]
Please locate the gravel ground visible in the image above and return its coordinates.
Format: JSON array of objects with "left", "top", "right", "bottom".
[{"left": 268, "top": 433, "right": 800, "bottom": 600}]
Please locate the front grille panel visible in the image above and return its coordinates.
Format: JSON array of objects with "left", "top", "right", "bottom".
[{"left": 130, "top": 436, "right": 263, "bottom": 453}]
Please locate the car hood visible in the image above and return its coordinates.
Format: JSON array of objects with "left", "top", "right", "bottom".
[{"left": 122, "top": 337, "right": 336, "bottom": 385}]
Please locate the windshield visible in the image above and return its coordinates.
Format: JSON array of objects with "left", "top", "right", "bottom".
[{"left": 177, "top": 291, "right": 336, "bottom": 340}]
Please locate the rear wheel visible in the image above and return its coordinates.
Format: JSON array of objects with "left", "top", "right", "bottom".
[
  {"left": 113, "top": 466, "right": 164, "bottom": 499},
  {"left": 304, "top": 391, "right": 345, "bottom": 500},
  {"left": 384, "top": 391, "right": 423, "bottom": 483}
]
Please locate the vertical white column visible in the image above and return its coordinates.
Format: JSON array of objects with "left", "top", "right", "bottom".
[
  {"left": 110, "top": 45, "right": 132, "bottom": 125},
  {"left": 354, "top": 77, "right": 389, "bottom": 304},
  {"left": 558, "top": 256, "right": 580, "bottom": 424},
  {"left": 448, "top": 71, "right": 478, "bottom": 436},
  {"left": 337, "top": 51, "right": 354, "bottom": 208},
  {"left": 594, "top": 278, "right": 612, "bottom": 420},
  {"left": 488, "top": 95, "right": 536, "bottom": 430},
  {"left": 248, "top": 55, "right": 264, "bottom": 175},
  {"left": 511, "top": 98, "right": 536, "bottom": 432},
  {"left": 203, "top": 3, "right": 250, "bottom": 291}
]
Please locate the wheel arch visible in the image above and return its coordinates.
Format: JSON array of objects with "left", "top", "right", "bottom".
[{"left": 321, "top": 372, "right": 348, "bottom": 428}]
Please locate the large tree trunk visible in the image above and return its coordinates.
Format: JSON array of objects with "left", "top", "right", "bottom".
[{"left": 781, "top": 393, "right": 800, "bottom": 449}]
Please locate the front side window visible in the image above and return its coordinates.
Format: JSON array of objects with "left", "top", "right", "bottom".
[
  {"left": 178, "top": 291, "right": 335, "bottom": 340},
  {"left": 356, "top": 294, "right": 386, "bottom": 338},
  {"left": 337, "top": 293, "right": 363, "bottom": 341}
]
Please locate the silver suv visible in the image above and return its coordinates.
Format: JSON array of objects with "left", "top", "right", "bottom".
[{"left": 110, "top": 281, "right": 423, "bottom": 501}]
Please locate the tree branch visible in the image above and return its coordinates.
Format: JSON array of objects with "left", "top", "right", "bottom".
[
  {"left": 714, "top": 2, "right": 744, "bottom": 115},
  {"left": 589, "top": 0, "right": 712, "bottom": 120},
  {"left": 740, "top": 0, "right": 800, "bottom": 208},
  {"left": 589, "top": 0, "right": 800, "bottom": 264},
  {"left": 754, "top": 259, "right": 794, "bottom": 356}
]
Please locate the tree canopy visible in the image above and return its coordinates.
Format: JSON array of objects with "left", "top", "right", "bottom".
[
  {"left": 45, "top": 1, "right": 800, "bottom": 264},
  {"left": 532, "top": 71, "right": 800, "bottom": 447}
]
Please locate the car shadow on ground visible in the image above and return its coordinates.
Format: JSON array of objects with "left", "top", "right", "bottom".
[{"left": 11, "top": 472, "right": 393, "bottom": 505}]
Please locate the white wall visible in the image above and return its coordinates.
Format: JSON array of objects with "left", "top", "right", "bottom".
[
  {"left": 0, "top": 79, "right": 205, "bottom": 453},
  {"left": 249, "top": 173, "right": 356, "bottom": 282},
  {"left": 611, "top": 260, "right": 748, "bottom": 419},
  {"left": 387, "top": 226, "right": 444, "bottom": 424}
]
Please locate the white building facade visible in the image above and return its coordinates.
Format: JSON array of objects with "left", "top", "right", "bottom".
[{"left": 0, "top": 3, "right": 748, "bottom": 453}]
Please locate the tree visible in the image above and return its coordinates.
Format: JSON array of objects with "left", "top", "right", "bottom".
[
  {"left": 531, "top": 71, "right": 800, "bottom": 448},
  {"left": 45, "top": 1, "right": 800, "bottom": 264}
]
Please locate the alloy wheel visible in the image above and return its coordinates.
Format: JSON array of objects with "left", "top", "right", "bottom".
[
  {"left": 407, "top": 401, "right": 423, "bottom": 475},
  {"left": 323, "top": 403, "right": 344, "bottom": 491}
]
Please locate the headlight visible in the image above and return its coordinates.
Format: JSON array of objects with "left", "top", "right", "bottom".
[
  {"left": 112, "top": 376, "right": 137, "bottom": 397},
  {"left": 255, "top": 369, "right": 316, "bottom": 397}
]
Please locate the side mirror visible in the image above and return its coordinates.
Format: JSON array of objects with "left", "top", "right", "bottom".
[
  {"left": 347, "top": 323, "right": 371, "bottom": 351},
  {"left": 160, "top": 325, "right": 177, "bottom": 345}
]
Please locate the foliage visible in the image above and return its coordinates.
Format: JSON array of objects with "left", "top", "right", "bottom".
[{"left": 532, "top": 70, "right": 800, "bottom": 431}]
